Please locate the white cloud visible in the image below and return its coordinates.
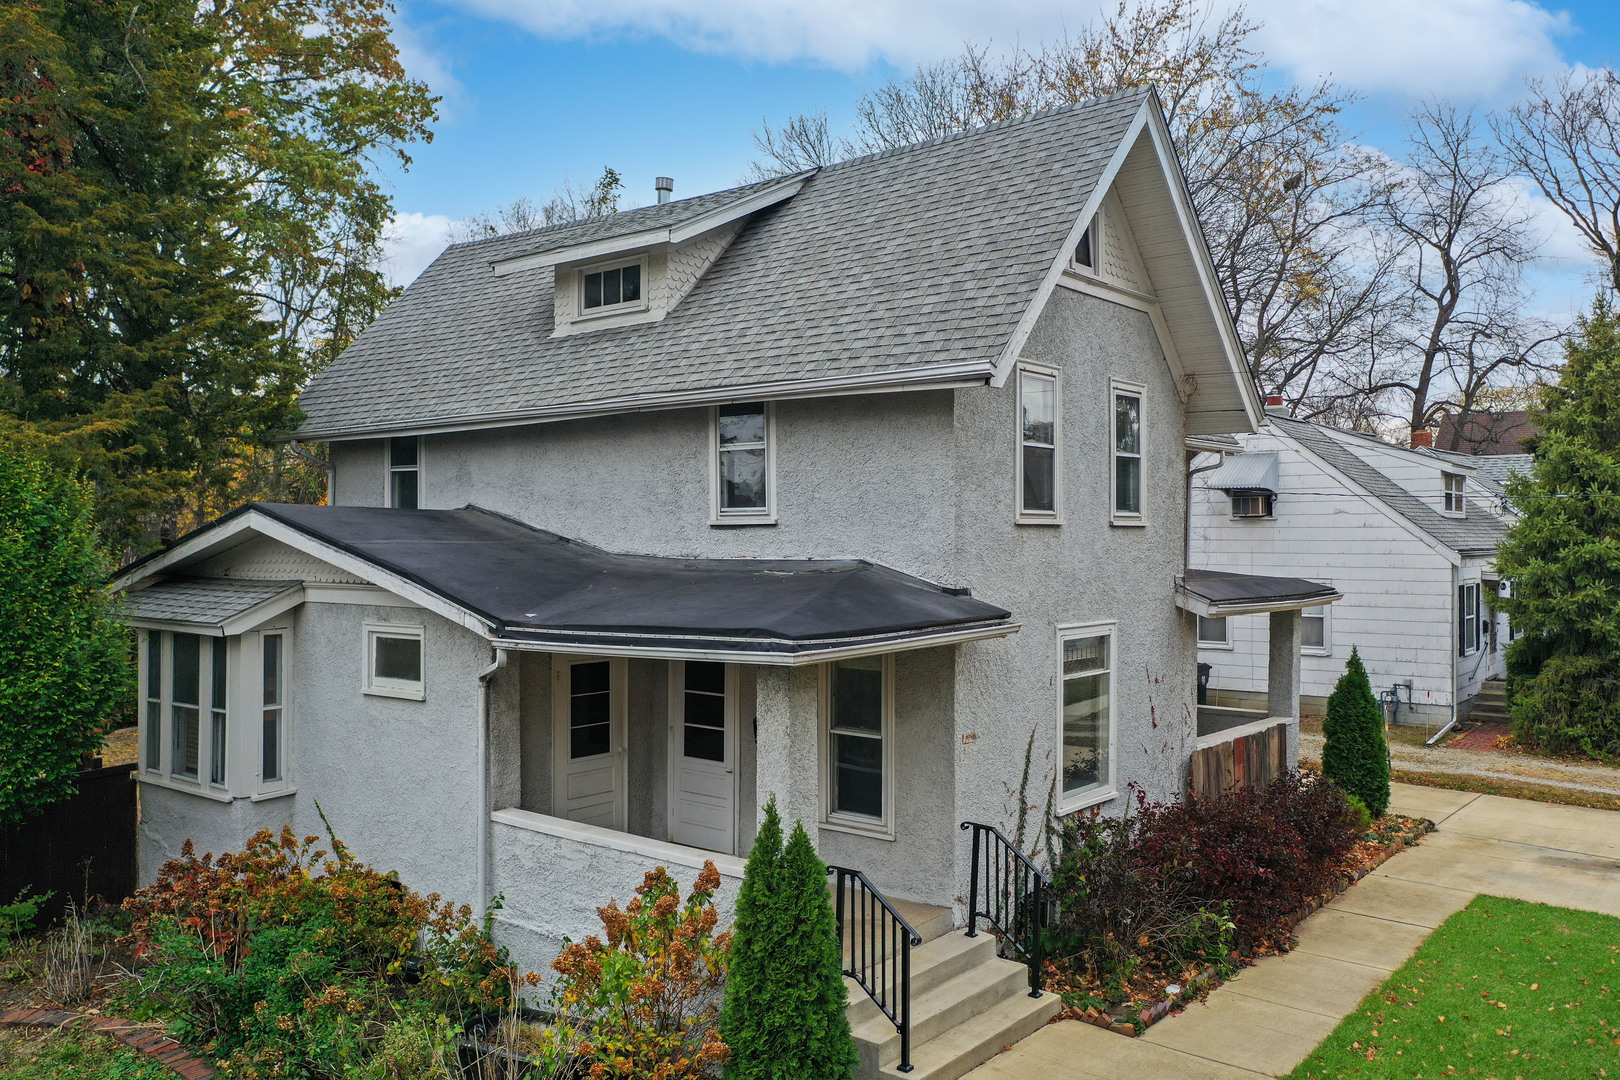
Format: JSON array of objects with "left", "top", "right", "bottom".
[
  {"left": 393, "top": 18, "right": 465, "bottom": 120},
  {"left": 381, "top": 212, "right": 455, "bottom": 288},
  {"left": 439, "top": 0, "right": 1572, "bottom": 99}
]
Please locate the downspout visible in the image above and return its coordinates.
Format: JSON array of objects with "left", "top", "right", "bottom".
[
  {"left": 1184, "top": 450, "right": 1228, "bottom": 568},
  {"left": 476, "top": 647, "right": 509, "bottom": 921},
  {"left": 287, "top": 440, "right": 336, "bottom": 506}
]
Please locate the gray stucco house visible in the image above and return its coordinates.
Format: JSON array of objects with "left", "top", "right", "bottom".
[{"left": 114, "top": 89, "right": 1326, "bottom": 1078}]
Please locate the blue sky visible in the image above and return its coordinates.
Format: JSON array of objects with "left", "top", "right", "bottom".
[{"left": 378, "top": 0, "right": 1620, "bottom": 320}]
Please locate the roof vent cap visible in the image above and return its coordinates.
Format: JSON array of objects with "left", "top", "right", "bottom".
[{"left": 655, "top": 176, "right": 674, "bottom": 204}]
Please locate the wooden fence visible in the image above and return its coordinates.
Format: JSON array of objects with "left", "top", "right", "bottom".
[
  {"left": 1189, "top": 720, "right": 1289, "bottom": 799},
  {"left": 1, "top": 763, "right": 138, "bottom": 922}
]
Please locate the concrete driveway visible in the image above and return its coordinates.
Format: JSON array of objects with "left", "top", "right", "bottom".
[{"left": 961, "top": 782, "right": 1620, "bottom": 1080}]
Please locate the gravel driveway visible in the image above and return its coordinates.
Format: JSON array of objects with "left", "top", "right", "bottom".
[{"left": 1299, "top": 728, "right": 1620, "bottom": 798}]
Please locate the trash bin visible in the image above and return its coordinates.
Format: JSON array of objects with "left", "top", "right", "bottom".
[{"left": 1197, "top": 662, "right": 1212, "bottom": 706}]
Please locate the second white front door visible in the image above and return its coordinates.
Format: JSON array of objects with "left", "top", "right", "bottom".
[
  {"left": 552, "top": 656, "right": 627, "bottom": 830},
  {"left": 669, "top": 660, "right": 737, "bottom": 854}
]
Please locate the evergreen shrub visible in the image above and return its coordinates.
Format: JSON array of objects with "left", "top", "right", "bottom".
[{"left": 1321, "top": 647, "right": 1390, "bottom": 816}]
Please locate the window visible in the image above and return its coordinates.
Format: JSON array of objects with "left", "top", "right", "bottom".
[
  {"left": 1231, "top": 490, "right": 1274, "bottom": 518},
  {"left": 581, "top": 259, "right": 644, "bottom": 313},
  {"left": 569, "top": 661, "right": 612, "bottom": 759},
  {"left": 262, "top": 633, "right": 284, "bottom": 783},
  {"left": 210, "top": 637, "right": 228, "bottom": 786},
  {"left": 1111, "top": 383, "right": 1143, "bottom": 520},
  {"left": 1018, "top": 367, "right": 1060, "bottom": 519},
  {"left": 365, "top": 623, "right": 425, "bottom": 700},
  {"left": 713, "top": 403, "right": 773, "bottom": 521},
  {"left": 1458, "top": 583, "right": 1481, "bottom": 656},
  {"left": 389, "top": 437, "right": 419, "bottom": 509},
  {"left": 171, "top": 633, "right": 201, "bottom": 779},
  {"left": 1443, "top": 472, "right": 1465, "bottom": 515},
  {"left": 1301, "top": 604, "right": 1329, "bottom": 652},
  {"left": 681, "top": 661, "right": 727, "bottom": 762},
  {"left": 823, "top": 654, "right": 891, "bottom": 830},
  {"left": 1072, "top": 215, "right": 1098, "bottom": 271},
  {"left": 1060, "top": 628, "right": 1113, "bottom": 810},
  {"left": 144, "top": 635, "right": 163, "bottom": 772},
  {"left": 1197, "top": 615, "right": 1229, "bottom": 646}
]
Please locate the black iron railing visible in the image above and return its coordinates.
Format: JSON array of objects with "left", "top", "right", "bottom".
[
  {"left": 961, "top": 821, "right": 1049, "bottom": 998},
  {"left": 827, "top": 865, "right": 922, "bottom": 1074}
]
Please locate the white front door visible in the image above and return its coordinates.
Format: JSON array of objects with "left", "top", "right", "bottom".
[
  {"left": 668, "top": 661, "right": 737, "bottom": 854},
  {"left": 552, "top": 656, "right": 627, "bottom": 829}
]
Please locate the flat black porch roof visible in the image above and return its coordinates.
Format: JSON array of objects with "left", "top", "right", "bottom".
[{"left": 1176, "top": 569, "right": 1342, "bottom": 618}]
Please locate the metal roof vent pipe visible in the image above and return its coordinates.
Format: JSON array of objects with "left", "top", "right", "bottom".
[{"left": 655, "top": 176, "right": 674, "bottom": 204}]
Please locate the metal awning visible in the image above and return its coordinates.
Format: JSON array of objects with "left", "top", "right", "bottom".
[
  {"left": 119, "top": 578, "right": 304, "bottom": 636},
  {"left": 1175, "top": 569, "right": 1342, "bottom": 618},
  {"left": 1202, "top": 452, "right": 1280, "bottom": 493}
]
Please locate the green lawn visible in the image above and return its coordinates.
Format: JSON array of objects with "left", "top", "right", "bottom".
[
  {"left": 0, "top": 1027, "right": 171, "bottom": 1080},
  {"left": 1288, "top": 895, "right": 1620, "bottom": 1080}
]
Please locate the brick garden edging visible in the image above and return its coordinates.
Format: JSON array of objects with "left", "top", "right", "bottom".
[{"left": 0, "top": 1007, "right": 216, "bottom": 1079}]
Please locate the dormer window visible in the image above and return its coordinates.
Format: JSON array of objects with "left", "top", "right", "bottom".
[
  {"left": 1072, "top": 214, "right": 1099, "bottom": 273},
  {"left": 581, "top": 258, "right": 644, "bottom": 313},
  {"left": 1443, "top": 472, "right": 1465, "bottom": 515}
]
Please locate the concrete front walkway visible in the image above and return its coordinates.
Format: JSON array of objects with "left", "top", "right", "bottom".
[{"left": 961, "top": 782, "right": 1620, "bottom": 1080}]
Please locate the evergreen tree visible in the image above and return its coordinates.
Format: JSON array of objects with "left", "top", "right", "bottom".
[
  {"left": 1322, "top": 647, "right": 1390, "bottom": 817},
  {"left": 719, "top": 796, "right": 783, "bottom": 1075},
  {"left": 1497, "top": 298, "right": 1620, "bottom": 758},
  {"left": 0, "top": 441, "right": 130, "bottom": 824}
]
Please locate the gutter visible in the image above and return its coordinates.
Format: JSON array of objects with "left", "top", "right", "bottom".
[{"left": 475, "top": 648, "right": 509, "bottom": 921}]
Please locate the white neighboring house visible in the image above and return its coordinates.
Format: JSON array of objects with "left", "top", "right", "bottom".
[{"left": 1190, "top": 408, "right": 1515, "bottom": 725}]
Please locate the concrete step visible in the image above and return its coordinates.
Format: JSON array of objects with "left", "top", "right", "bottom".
[
  {"left": 873, "top": 985, "right": 1061, "bottom": 1080},
  {"left": 846, "top": 932, "right": 998, "bottom": 1027},
  {"left": 1468, "top": 707, "right": 1510, "bottom": 722},
  {"left": 834, "top": 891, "right": 955, "bottom": 946}
]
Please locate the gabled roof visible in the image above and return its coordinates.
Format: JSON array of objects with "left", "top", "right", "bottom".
[
  {"left": 120, "top": 578, "right": 303, "bottom": 635},
  {"left": 296, "top": 89, "right": 1259, "bottom": 441},
  {"left": 1269, "top": 415, "right": 1509, "bottom": 557},
  {"left": 115, "top": 505, "right": 1017, "bottom": 663}
]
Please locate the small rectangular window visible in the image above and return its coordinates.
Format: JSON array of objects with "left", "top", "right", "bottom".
[
  {"left": 1443, "top": 472, "right": 1465, "bottom": 514},
  {"left": 262, "top": 633, "right": 284, "bottom": 783},
  {"left": 569, "top": 660, "right": 612, "bottom": 759},
  {"left": 389, "top": 436, "right": 420, "bottom": 509},
  {"left": 715, "top": 403, "right": 772, "bottom": 520},
  {"left": 1301, "top": 605, "right": 1328, "bottom": 651},
  {"left": 682, "top": 661, "right": 727, "bottom": 762},
  {"left": 144, "top": 632, "right": 163, "bottom": 772},
  {"left": 171, "top": 632, "right": 201, "bottom": 779},
  {"left": 827, "top": 655, "right": 887, "bottom": 824},
  {"left": 1018, "top": 368, "right": 1059, "bottom": 518},
  {"left": 365, "top": 623, "right": 425, "bottom": 699},
  {"left": 1072, "top": 216, "right": 1097, "bottom": 271},
  {"left": 1112, "top": 386, "right": 1143, "bottom": 519},
  {"left": 581, "top": 261, "right": 644, "bottom": 312},
  {"left": 210, "top": 637, "right": 228, "bottom": 786},
  {"left": 1197, "top": 615, "right": 1228, "bottom": 645},
  {"left": 1060, "top": 628, "right": 1113, "bottom": 809},
  {"left": 1231, "top": 491, "right": 1273, "bottom": 517}
]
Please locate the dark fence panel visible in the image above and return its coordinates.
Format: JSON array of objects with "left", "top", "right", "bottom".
[{"left": 0, "top": 763, "right": 138, "bottom": 921}]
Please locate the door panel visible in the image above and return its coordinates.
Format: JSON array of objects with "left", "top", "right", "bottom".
[
  {"left": 552, "top": 657, "right": 626, "bottom": 829},
  {"left": 669, "top": 661, "right": 737, "bottom": 854}
]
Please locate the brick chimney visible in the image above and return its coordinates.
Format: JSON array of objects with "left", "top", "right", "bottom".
[
  {"left": 1265, "top": 395, "right": 1285, "bottom": 407},
  {"left": 1410, "top": 429, "right": 1434, "bottom": 449}
]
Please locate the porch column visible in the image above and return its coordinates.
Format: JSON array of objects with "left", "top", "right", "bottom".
[
  {"left": 754, "top": 665, "right": 820, "bottom": 852},
  {"left": 1268, "top": 609, "right": 1303, "bottom": 767}
]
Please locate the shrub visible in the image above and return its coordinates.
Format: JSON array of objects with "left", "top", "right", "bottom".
[
  {"left": 1321, "top": 647, "right": 1391, "bottom": 816},
  {"left": 720, "top": 799, "right": 856, "bottom": 1080},
  {"left": 549, "top": 862, "right": 730, "bottom": 1080},
  {"left": 1343, "top": 794, "right": 1373, "bottom": 832},
  {"left": 1, "top": 887, "right": 51, "bottom": 938}
]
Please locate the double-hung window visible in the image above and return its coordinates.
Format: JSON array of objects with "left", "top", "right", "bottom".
[
  {"left": 1443, "top": 472, "right": 1465, "bottom": 515},
  {"left": 823, "top": 654, "right": 892, "bottom": 833},
  {"left": 1111, "top": 382, "right": 1143, "bottom": 522},
  {"left": 1059, "top": 625, "right": 1115, "bottom": 811},
  {"left": 1301, "top": 604, "right": 1329, "bottom": 652},
  {"left": 210, "top": 637, "right": 228, "bottom": 786},
  {"left": 140, "top": 631, "right": 235, "bottom": 789},
  {"left": 144, "top": 638, "right": 163, "bottom": 772},
  {"left": 1458, "top": 583, "right": 1482, "bottom": 656},
  {"left": 1017, "top": 366, "right": 1060, "bottom": 520},
  {"left": 170, "top": 633, "right": 202, "bottom": 779},
  {"left": 262, "top": 632, "right": 285, "bottom": 783},
  {"left": 713, "top": 403, "right": 773, "bottom": 522},
  {"left": 365, "top": 623, "right": 425, "bottom": 700},
  {"left": 389, "top": 437, "right": 420, "bottom": 509}
]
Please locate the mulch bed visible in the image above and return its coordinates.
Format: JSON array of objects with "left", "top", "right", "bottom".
[
  {"left": 1047, "top": 813, "right": 1436, "bottom": 1038},
  {"left": 1446, "top": 721, "right": 1514, "bottom": 751},
  {"left": 0, "top": 1007, "right": 215, "bottom": 1079}
]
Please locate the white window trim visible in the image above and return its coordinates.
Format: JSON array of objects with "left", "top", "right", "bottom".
[
  {"left": 1442, "top": 472, "right": 1466, "bottom": 517},
  {"left": 1015, "top": 362, "right": 1063, "bottom": 524},
  {"left": 1109, "top": 379, "right": 1146, "bottom": 526},
  {"left": 1056, "top": 620, "right": 1118, "bottom": 815},
  {"left": 387, "top": 436, "right": 421, "bottom": 509},
  {"left": 574, "top": 254, "right": 651, "bottom": 322},
  {"left": 1197, "top": 614, "right": 1233, "bottom": 651},
  {"left": 1069, "top": 212, "right": 1101, "bottom": 276},
  {"left": 256, "top": 627, "right": 294, "bottom": 796},
  {"left": 1300, "top": 596, "right": 1332, "bottom": 657},
  {"left": 1459, "top": 582, "right": 1482, "bottom": 657},
  {"left": 364, "top": 622, "right": 426, "bottom": 700},
  {"left": 136, "top": 629, "right": 246, "bottom": 803},
  {"left": 818, "top": 654, "right": 896, "bottom": 841},
  {"left": 709, "top": 402, "right": 777, "bottom": 525}
]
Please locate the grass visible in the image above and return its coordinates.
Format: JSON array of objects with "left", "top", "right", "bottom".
[
  {"left": 0, "top": 1026, "right": 171, "bottom": 1079},
  {"left": 1286, "top": 896, "right": 1620, "bottom": 1080},
  {"left": 1389, "top": 769, "right": 1620, "bottom": 813}
]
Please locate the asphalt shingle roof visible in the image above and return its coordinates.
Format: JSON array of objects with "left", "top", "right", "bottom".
[
  {"left": 120, "top": 578, "right": 301, "bottom": 628},
  {"left": 1271, "top": 415, "right": 1510, "bottom": 556},
  {"left": 296, "top": 91, "right": 1151, "bottom": 440}
]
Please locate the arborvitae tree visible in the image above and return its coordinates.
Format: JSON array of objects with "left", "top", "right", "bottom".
[
  {"left": 719, "top": 801, "right": 856, "bottom": 1080},
  {"left": 1497, "top": 298, "right": 1620, "bottom": 759},
  {"left": 1322, "top": 647, "right": 1390, "bottom": 817}
]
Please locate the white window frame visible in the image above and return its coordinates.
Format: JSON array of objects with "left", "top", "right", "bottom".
[
  {"left": 818, "top": 653, "right": 895, "bottom": 840},
  {"left": 364, "top": 622, "right": 426, "bottom": 700},
  {"left": 1443, "top": 472, "right": 1466, "bottom": 516},
  {"left": 1300, "top": 601, "right": 1332, "bottom": 657},
  {"left": 1197, "top": 615, "right": 1232, "bottom": 650},
  {"left": 1109, "top": 379, "right": 1146, "bottom": 526},
  {"left": 1070, "top": 212, "right": 1101, "bottom": 275},
  {"left": 388, "top": 436, "right": 421, "bottom": 509},
  {"left": 575, "top": 254, "right": 650, "bottom": 321},
  {"left": 137, "top": 629, "right": 235, "bottom": 802},
  {"left": 1016, "top": 363, "right": 1062, "bottom": 524},
  {"left": 142, "top": 630, "right": 164, "bottom": 775},
  {"left": 1056, "top": 621, "right": 1118, "bottom": 815},
  {"left": 1459, "top": 582, "right": 1482, "bottom": 657},
  {"left": 710, "top": 402, "right": 776, "bottom": 525},
  {"left": 256, "top": 627, "right": 294, "bottom": 797}
]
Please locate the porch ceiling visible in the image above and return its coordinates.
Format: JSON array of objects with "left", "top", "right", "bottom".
[{"left": 1176, "top": 569, "right": 1342, "bottom": 618}]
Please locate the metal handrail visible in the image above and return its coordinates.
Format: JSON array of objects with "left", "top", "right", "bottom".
[
  {"left": 827, "top": 865, "right": 922, "bottom": 1074},
  {"left": 961, "top": 821, "right": 1049, "bottom": 998}
]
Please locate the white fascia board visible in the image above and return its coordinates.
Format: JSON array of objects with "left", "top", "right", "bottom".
[
  {"left": 1139, "top": 104, "right": 1265, "bottom": 433},
  {"left": 990, "top": 99, "right": 1151, "bottom": 389},
  {"left": 1185, "top": 434, "right": 1240, "bottom": 454},
  {"left": 302, "top": 362, "right": 993, "bottom": 443},
  {"left": 489, "top": 620, "right": 1020, "bottom": 666},
  {"left": 488, "top": 176, "right": 809, "bottom": 278},
  {"left": 119, "top": 584, "right": 306, "bottom": 637},
  {"left": 1174, "top": 587, "right": 1344, "bottom": 619}
]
